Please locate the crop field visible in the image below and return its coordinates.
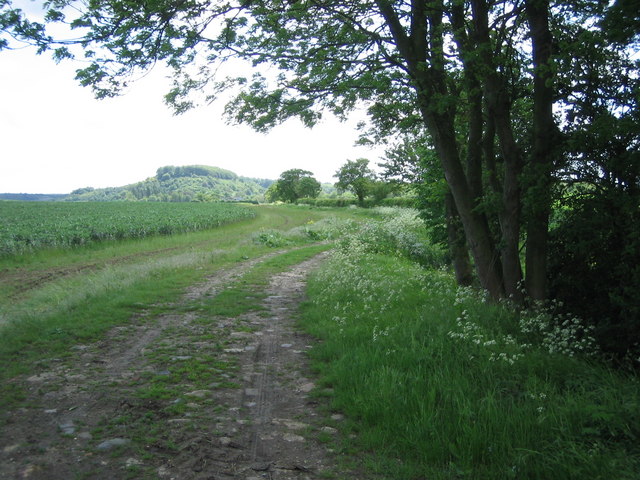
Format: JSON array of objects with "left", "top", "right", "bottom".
[{"left": 0, "top": 201, "right": 256, "bottom": 256}]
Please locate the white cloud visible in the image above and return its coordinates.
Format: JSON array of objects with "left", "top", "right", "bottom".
[{"left": 0, "top": 47, "right": 383, "bottom": 193}]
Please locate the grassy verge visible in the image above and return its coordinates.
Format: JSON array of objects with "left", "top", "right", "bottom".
[{"left": 300, "top": 237, "right": 640, "bottom": 479}]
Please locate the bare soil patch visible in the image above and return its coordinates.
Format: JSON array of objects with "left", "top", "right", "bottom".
[{"left": 0, "top": 251, "right": 355, "bottom": 479}]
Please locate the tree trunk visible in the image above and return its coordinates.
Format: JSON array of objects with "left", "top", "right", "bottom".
[
  {"left": 376, "top": 0, "right": 504, "bottom": 298},
  {"left": 445, "top": 191, "right": 474, "bottom": 286},
  {"left": 500, "top": 151, "right": 523, "bottom": 302},
  {"left": 525, "top": 0, "right": 555, "bottom": 301},
  {"left": 422, "top": 105, "right": 504, "bottom": 299},
  {"left": 483, "top": 115, "right": 501, "bottom": 194},
  {"left": 450, "top": 1, "right": 484, "bottom": 203},
  {"left": 471, "top": 0, "right": 523, "bottom": 303}
]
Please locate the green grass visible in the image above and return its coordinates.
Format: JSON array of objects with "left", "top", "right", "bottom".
[
  {"left": 197, "top": 243, "right": 331, "bottom": 318},
  {"left": 300, "top": 250, "right": 640, "bottom": 479},
  {"left": 9, "top": 203, "right": 632, "bottom": 479}
]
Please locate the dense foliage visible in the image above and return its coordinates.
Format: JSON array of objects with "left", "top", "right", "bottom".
[
  {"left": 547, "top": 188, "right": 640, "bottom": 360},
  {"left": 334, "top": 158, "right": 377, "bottom": 205},
  {"left": 0, "top": 201, "right": 256, "bottom": 256},
  {"left": 266, "top": 169, "right": 321, "bottom": 203},
  {"left": 66, "top": 165, "right": 272, "bottom": 202},
  {"left": 156, "top": 165, "right": 238, "bottom": 181}
]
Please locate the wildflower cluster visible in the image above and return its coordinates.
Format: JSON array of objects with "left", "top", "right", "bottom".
[
  {"left": 454, "top": 285, "right": 490, "bottom": 305},
  {"left": 314, "top": 248, "right": 421, "bottom": 326},
  {"left": 310, "top": 223, "right": 428, "bottom": 336},
  {"left": 448, "top": 309, "right": 525, "bottom": 365},
  {"left": 450, "top": 284, "right": 600, "bottom": 362},
  {"left": 518, "top": 305, "right": 599, "bottom": 358},
  {"left": 528, "top": 391, "right": 548, "bottom": 415},
  {"left": 372, "top": 324, "right": 392, "bottom": 342}
]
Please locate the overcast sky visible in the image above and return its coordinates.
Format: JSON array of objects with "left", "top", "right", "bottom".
[{"left": 0, "top": 45, "right": 384, "bottom": 194}]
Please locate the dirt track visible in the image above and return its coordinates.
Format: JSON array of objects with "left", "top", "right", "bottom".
[{"left": 0, "top": 251, "right": 355, "bottom": 479}]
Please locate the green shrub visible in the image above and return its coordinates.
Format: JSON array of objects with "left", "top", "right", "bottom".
[
  {"left": 548, "top": 190, "right": 640, "bottom": 361},
  {"left": 337, "top": 207, "right": 446, "bottom": 268},
  {"left": 251, "top": 229, "right": 290, "bottom": 248}
]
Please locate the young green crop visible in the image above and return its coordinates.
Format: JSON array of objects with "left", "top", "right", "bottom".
[{"left": 0, "top": 201, "right": 255, "bottom": 256}]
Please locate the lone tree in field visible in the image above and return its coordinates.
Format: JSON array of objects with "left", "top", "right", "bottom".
[
  {"left": 334, "top": 159, "right": 376, "bottom": 206},
  {"left": 270, "top": 169, "right": 321, "bottom": 203}
]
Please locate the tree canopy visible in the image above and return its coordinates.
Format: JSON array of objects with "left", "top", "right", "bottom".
[
  {"left": 268, "top": 169, "right": 321, "bottom": 203},
  {"left": 156, "top": 165, "right": 238, "bottom": 181},
  {"left": 334, "top": 158, "right": 376, "bottom": 205}
]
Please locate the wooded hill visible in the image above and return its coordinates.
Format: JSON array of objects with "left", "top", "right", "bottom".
[{"left": 65, "top": 165, "right": 273, "bottom": 202}]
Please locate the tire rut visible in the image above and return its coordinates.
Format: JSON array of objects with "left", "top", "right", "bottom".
[{"left": 0, "top": 250, "right": 356, "bottom": 480}]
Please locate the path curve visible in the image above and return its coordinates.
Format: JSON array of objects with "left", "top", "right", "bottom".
[{"left": 0, "top": 250, "right": 352, "bottom": 480}]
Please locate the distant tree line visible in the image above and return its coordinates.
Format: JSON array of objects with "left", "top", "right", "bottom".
[
  {"left": 156, "top": 165, "right": 237, "bottom": 181},
  {"left": 67, "top": 165, "right": 273, "bottom": 202}
]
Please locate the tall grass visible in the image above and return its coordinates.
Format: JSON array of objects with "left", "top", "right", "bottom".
[
  {"left": 0, "top": 250, "right": 211, "bottom": 327},
  {"left": 300, "top": 214, "right": 640, "bottom": 479}
]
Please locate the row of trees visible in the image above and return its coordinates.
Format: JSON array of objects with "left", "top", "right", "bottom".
[
  {"left": 2, "top": 1, "right": 637, "bottom": 358},
  {"left": 266, "top": 159, "right": 397, "bottom": 205},
  {"left": 67, "top": 166, "right": 269, "bottom": 202}
]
